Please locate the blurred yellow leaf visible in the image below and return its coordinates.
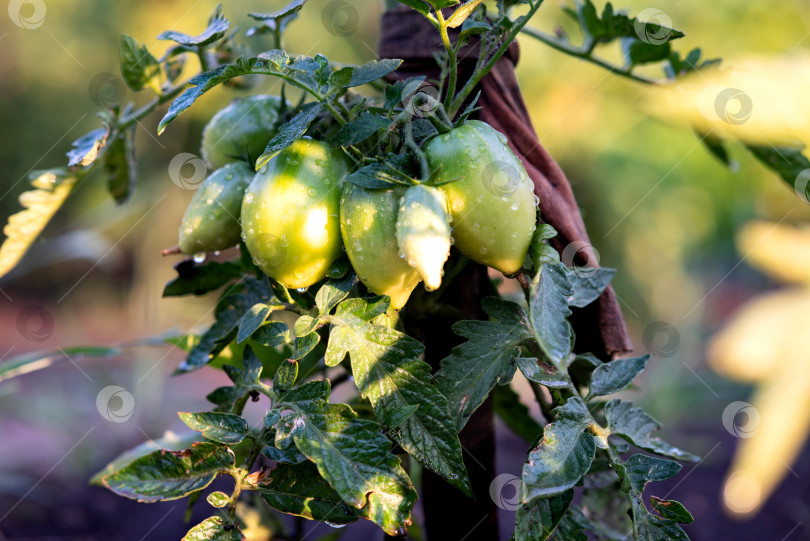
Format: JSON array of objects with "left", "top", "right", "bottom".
[{"left": 737, "top": 220, "right": 810, "bottom": 285}]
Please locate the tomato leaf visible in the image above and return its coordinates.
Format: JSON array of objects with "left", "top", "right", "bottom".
[
  {"left": 182, "top": 516, "right": 242, "bottom": 541},
  {"left": 395, "top": 0, "right": 431, "bottom": 16},
  {"left": 119, "top": 35, "right": 161, "bottom": 93},
  {"left": 0, "top": 168, "right": 78, "bottom": 280},
  {"left": 178, "top": 412, "right": 249, "bottom": 444},
  {"left": 248, "top": 0, "right": 307, "bottom": 22},
  {"left": 604, "top": 400, "right": 699, "bottom": 461},
  {"left": 631, "top": 496, "right": 691, "bottom": 540},
  {"left": 315, "top": 272, "right": 356, "bottom": 315},
  {"left": 255, "top": 102, "right": 324, "bottom": 170},
  {"left": 623, "top": 453, "right": 681, "bottom": 494},
  {"left": 67, "top": 127, "right": 109, "bottom": 167},
  {"left": 565, "top": 267, "right": 615, "bottom": 308},
  {"left": 528, "top": 262, "right": 574, "bottom": 367},
  {"left": 588, "top": 354, "right": 648, "bottom": 397},
  {"left": 514, "top": 489, "right": 574, "bottom": 541},
  {"left": 163, "top": 260, "right": 242, "bottom": 297},
  {"left": 102, "top": 442, "right": 234, "bottom": 502},
  {"left": 255, "top": 461, "right": 363, "bottom": 525},
  {"left": 102, "top": 124, "right": 137, "bottom": 204},
  {"left": 158, "top": 14, "right": 230, "bottom": 46},
  {"left": 522, "top": 397, "right": 596, "bottom": 501},
  {"left": 90, "top": 431, "right": 203, "bottom": 485},
  {"left": 348, "top": 58, "right": 403, "bottom": 87},
  {"left": 273, "top": 359, "right": 299, "bottom": 391},
  {"left": 528, "top": 223, "right": 560, "bottom": 271},
  {"left": 446, "top": 0, "right": 484, "bottom": 28},
  {"left": 435, "top": 297, "right": 531, "bottom": 430},
  {"left": 650, "top": 497, "right": 694, "bottom": 524},
  {"left": 325, "top": 297, "right": 473, "bottom": 497},
  {"left": 236, "top": 303, "right": 272, "bottom": 343},
  {"left": 517, "top": 355, "right": 570, "bottom": 389},
  {"left": 276, "top": 381, "right": 417, "bottom": 536},
  {"left": 330, "top": 112, "right": 390, "bottom": 147}
]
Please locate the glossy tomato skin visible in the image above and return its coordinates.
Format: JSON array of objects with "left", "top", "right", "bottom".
[
  {"left": 178, "top": 161, "right": 253, "bottom": 254},
  {"left": 424, "top": 120, "right": 536, "bottom": 275},
  {"left": 242, "top": 139, "right": 350, "bottom": 289},
  {"left": 340, "top": 183, "right": 421, "bottom": 310},
  {"left": 201, "top": 95, "right": 285, "bottom": 170}
]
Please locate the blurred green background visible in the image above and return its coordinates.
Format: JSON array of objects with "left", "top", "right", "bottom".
[{"left": 1, "top": 1, "right": 809, "bottom": 539}]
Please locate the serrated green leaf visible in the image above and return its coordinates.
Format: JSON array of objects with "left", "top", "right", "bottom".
[
  {"left": 252, "top": 321, "right": 291, "bottom": 348},
  {"left": 90, "top": 431, "right": 203, "bottom": 485},
  {"left": 529, "top": 263, "right": 573, "bottom": 366},
  {"left": 580, "top": 2, "right": 684, "bottom": 45},
  {"left": 446, "top": 0, "right": 483, "bottom": 28},
  {"left": 650, "top": 497, "right": 694, "bottom": 524},
  {"left": 182, "top": 516, "right": 242, "bottom": 541},
  {"left": 588, "top": 355, "right": 648, "bottom": 397},
  {"left": 624, "top": 454, "right": 681, "bottom": 494},
  {"left": 514, "top": 489, "right": 573, "bottom": 541},
  {"left": 158, "top": 16, "right": 229, "bottom": 46},
  {"left": 279, "top": 379, "right": 331, "bottom": 413},
  {"left": 158, "top": 59, "right": 259, "bottom": 134},
  {"left": 293, "top": 315, "right": 320, "bottom": 336},
  {"left": 315, "top": 272, "right": 355, "bottom": 314},
  {"left": 631, "top": 496, "right": 690, "bottom": 540},
  {"left": 625, "top": 39, "right": 671, "bottom": 66},
  {"left": 256, "top": 461, "right": 364, "bottom": 524},
  {"left": 120, "top": 35, "right": 161, "bottom": 93},
  {"left": 248, "top": 0, "right": 307, "bottom": 22},
  {"left": 565, "top": 267, "right": 615, "bottom": 308},
  {"left": 290, "top": 331, "right": 320, "bottom": 360},
  {"left": 334, "top": 296, "right": 391, "bottom": 321},
  {"left": 605, "top": 400, "right": 698, "bottom": 462},
  {"left": 547, "top": 505, "right": 591, "bottom": 541},
  {"left": 325, "top": 305, "right": 472, "bottom": 496},
  {"left": 237, "top": 303, "right": 272, "bottom": 343},
  {"left": 178, "top": 412, "right": 249, "bottom": 444},
  {"left": 459, "top": 19, "right": 491, "bottom": 41},
  {"left": 522, "top": 397, "right": 596, "bottom": 501},
  {"left": 274, "top": 359, "right": 298, "bottom": 391},
  {"left": 344, "top": 159, "right": 411, "bottom": 189},
  {"left": 276, "top": 393, "right": 416, "bottom": 536},
  {"left": 492, "top": 385, "right": 543, "bottom": 443},
  {"left": 517, "top": 356, "right": 570, "bottom": 389},
  {"left": 435, "top": 297, "right": 530, "bottom": 430},
  {"left": 255, "top": 102, "right": 323, "bottom": 169},
  {"left": 331, "top": 112, "right": 390, "bottom": 147},
  {"left": 103, "top": 125, "right": 137, "bottom": 204},
  {"left": 102, "top": 442, "right": 234, "bottom": 502},
  {"left": 529, "top": 223, "right": 559, "bottom": 270},
  {"left": 0, "top": 168, "right": 78, "bottom": 279},
  {"left": 163, "top": 261, "right": 242, "bottom": 297},
  {"left": 348, "top": 58, "right": 403, "bottom": 88},
  {"left": 67, "top": 127, "right": 108, "bottom": 167}
]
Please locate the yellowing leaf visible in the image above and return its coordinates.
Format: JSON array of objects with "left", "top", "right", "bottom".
[
  {"left": 737, "top": 220, "right": 810, "bottom": 285},
  {"left": 0, "top": 169, "right": 78, "bottom": 279}
]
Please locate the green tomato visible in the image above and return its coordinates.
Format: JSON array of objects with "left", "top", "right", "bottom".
[
  {"left": 341, "top": 184, "right": 422, "bottom": 310},
  {"left": 424, "top": 120, "right": 537, "bottom": 275},
  {"left": 395, "top": 184, "right": 452, "bottom": 291},
  {"left": 201, "top": 95, "right": 285, "bottom": 169},
  {"left": 178, "top": 161, "right": 253, "bottom": 254},
  {"left": 242, "top": 139, "right": 350, "bottom": 289}
]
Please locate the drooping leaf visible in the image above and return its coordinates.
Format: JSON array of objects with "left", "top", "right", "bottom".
[
  {"left": 514, "top": 489, "right": 573, "bottom": 541},
  {"left": 277, "top": 387, "right": 417, "bottom": 536},
  {"left": 348, "top": 58, "right": 403, "bottom": 88},
  {"left": 459, "top": 19, "right": 492, "bottom": 42},
  {"left": 331, "top": 112, "right": 390, "bottom": 147},
  {"left": 182, "top": 516, "right": 242, "bottom": 541},
  {"left": 588, "top": 354, "right": 649, "bottom": 397},
  {"left": 102, "top": 442, "right": 234, "bottom": 502},
  {"left": 435, "top": 297, "right": 531, "bottom": 430},
  {"left": 163, "top": 260, "right": 242, "bottom": 297},
  {"left": 0, "top": 344, "right": 122, "bottom": 384},
  {"left": 522, "top": 397, "right": 596, "bottom": 501},
  {"left": 158, "top": 15, "right": 230, "bottom": 46},
  {"left": 492, "top": 385, "right": 543, "bottom": 443},
  {"left": 255, "top": 102, "right": 324, "bottom": 169},
  {"left": 119, "top": 35, "right": 161, "bottom": 93},
  {"left": 529, "top": 223, "right": 559, "bottom": 270},
  {"left": 396, "top": 0, "right": 430, "bottom": 15},
  {"left": 248, "top": 0, "right": 307, "bottom": 22},
  {"left": 344, "top": 158, "right": 413, "bottom": 189},
  {"left": 0, "top": 168, "right": 78, "bottom": 279},
  {"left": 529, "top": 263, "right": 574, "bottom": 366},
  {"left": 178, "top": 412, "right": 249, "bottom": 444},
  {"left": 102, "top": 125, "right": 137, "bottom": 204},
  {"left": 565, "top": 267, "right": 615, "bottom": 308},
  {"left": 605, "top": 400, "right": 698, "bottom": 461},
  {"left": 67, "top": 128, "right": 109, "bottom": 167},
  {"left": 90, "top": 431, "right": 203, "bottom": 485},
  {"left": 631, "top": 495, "right": 690, "bottom": 540},
  {"left": 517, "top": 355, "right": 570, "bottom": 389},
  {"left": 255, "top": 461, "right": 363, "bottom": 525},
  {"left": 325, "top": 299, "right": 472, "bottom": 496},
  {"left": 623, "top": 453, "right": 682, "bottom": 494},
  {"left": 650, "top": 497, "right": 694, "bottom": 524},
  {"left": 446, "top": 0, "right": 484, "bottom": 28}
]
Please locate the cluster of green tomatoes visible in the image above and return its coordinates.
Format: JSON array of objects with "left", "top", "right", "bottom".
[{"left": 177, "top": 95, "right": 538, "bottom": 308}]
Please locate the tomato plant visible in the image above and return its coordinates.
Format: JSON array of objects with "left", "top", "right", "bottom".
[{"left": 4, "top": 0, "right": 806, "bottom": 540}]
